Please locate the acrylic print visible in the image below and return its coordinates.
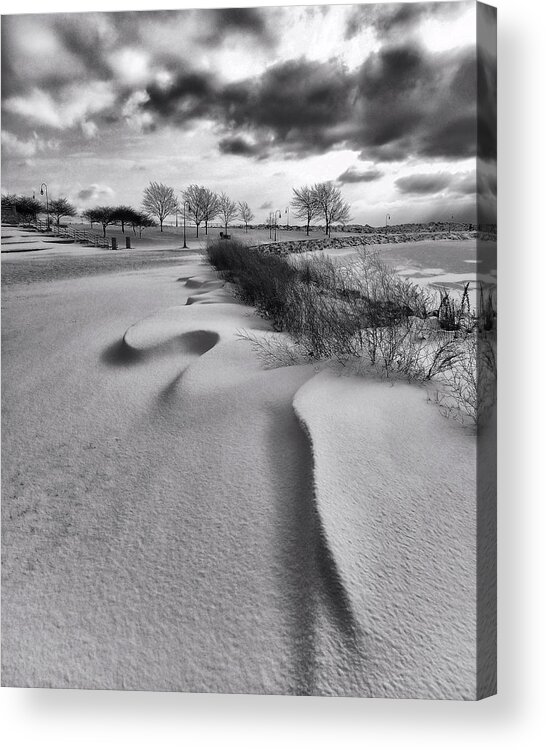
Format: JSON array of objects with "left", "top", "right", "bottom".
[{"left": 1, "top": 2, "right": 497, "bottom": 699}]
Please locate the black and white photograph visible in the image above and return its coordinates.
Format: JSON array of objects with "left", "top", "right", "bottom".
[{"left": 1, "top": 1, "right": 497, "bottom": 701}]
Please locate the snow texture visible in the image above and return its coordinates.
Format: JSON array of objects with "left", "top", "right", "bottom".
[{"left": 2, "top": 248, "right": 479, "bottom": 698}]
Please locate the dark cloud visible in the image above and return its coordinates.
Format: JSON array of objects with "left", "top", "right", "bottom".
[
  {"left": 141, "top": 57, "right": 354, "bottom": 157},
  {"left": 145, "top": 72, "right": 214, "bottom": 119},
  {"left": 1, "top": 8, "right": 275, "bottom": 103},
  {"left": 353, "top": 43, "right": 485, "bottom": 163},
  {"left": 218, "top": 136, "right": 263, "bottom": 157},
  {"left": 259, "top": 201, "right": 273, "bottom": 209},
  {"left": 136, "top": 42, "right": 491, "bottom": 164},
  {"left": 337, "top": 167, "right": 383, "bottom": 183},
  {"left": 395, "top": 173, "right": 455, "bottom": 195},
  {"left": 2, "top": 7, "right": 494, "bottom": 170},
  {"left": 220, "top": 58, "right": 353, "bottom": 147}
]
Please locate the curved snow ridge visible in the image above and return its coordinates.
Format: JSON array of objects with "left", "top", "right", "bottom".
[
  {"left": 292, "top": 401, "right": 361, "bottom": 640},
  {"left": 183, "top": 275, "right": 225, "bottom": 290},
  {"left": 180, "top": 276, "right": 240, "bottom": 306},
  {"left": 121, "top": 303, "right": 269, "bottom": 362},
  {"left": 293, "top": 370, "right": 478, "bottom": 699}
]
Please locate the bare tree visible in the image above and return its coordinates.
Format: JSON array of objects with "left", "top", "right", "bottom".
[
  {"left": 238, "top": 201, "right": 254, "bottom": 232},
  {"left": 142, "top": 181, "right": 178, "bottom": 232},
  {"left": 183, "top": 185, "right": 209, "bottom": 237},
  {"left": 218, "top": 192, "right": 238, "bottom": 235},
  {"left": 311, "top": 182, "right": 351, "bottom": 236},
  {"left": 199, "top": 189, "right": 220, "bottom": 235},
  {"left": 291, "top": 185, "right": 319, "bottom": 236}
]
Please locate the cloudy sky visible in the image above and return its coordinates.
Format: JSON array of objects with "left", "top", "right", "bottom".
[{"left": 1, "top": 1, "right": 496, "bottom": 225}]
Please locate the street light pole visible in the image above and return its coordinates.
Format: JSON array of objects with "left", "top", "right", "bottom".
[
  {"left": 385, "top": 213, "right": 391, "bottom": 232},
  {"left": 40, "top": 182, "right": 50, "bottom": 231},
  {"left": 269, "top": 212, "right": 273, "bottom": 239},
  {"left": 183, "top": 200, "right": 188, "bottom": 248},
  {"left": 178, "top": 190, "right": 190, "bottom": 249},
  {"left": 274, "top": 210, "right": 282, "bottom": 241}
]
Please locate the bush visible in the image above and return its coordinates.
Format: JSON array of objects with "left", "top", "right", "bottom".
[
  {"left": 436, "top": 283, "right": 472, "bottom": 331},
  {"left": 206, "top": 239, "right": 494, "bottom": 423},
  {"left": 433, "top": 333, "right": 496, "bottom": 427},
  {"left": 206, "top": 239, "right": 297, "bottom": 329}
]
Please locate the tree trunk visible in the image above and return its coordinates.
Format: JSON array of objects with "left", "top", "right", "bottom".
[
  {"left": 306, "top": 220, "right": 310, "bottom": 236},
  {"left": 205, "top": 220, "right": 208, "bottom": 235},
  {"left": 160, "top": 219, "right": 163, "bottom": 232},
  {"left": 102, "top": 224, "right": 106, "bottom": 238},
  {"left": 121, "top": 221, "right": 125, "bottom": 234},
  {"left": 196, "top": 223, "right": 199, "bottom": 238}
]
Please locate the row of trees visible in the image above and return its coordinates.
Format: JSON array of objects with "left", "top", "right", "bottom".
[
  {"left": 1, "top": 193, "right": 157, "bottom": 238},
  {"left": 1, "top": 193, "right": 76, "bottom": 227},
  {"left": 141, "top": 182, "right": 255, "bottom": 236},
  {"left": 82, "top": 206, "right": 157, "bottom": 238},
  {"left": 2, "top": 180, "right": 351, "bottom": 239},
  {"left": 291, "top": 183, "right": 351, "bottom": 236},
  {"left": 140, "top": 181, "right": 350, "bottom": 238}
]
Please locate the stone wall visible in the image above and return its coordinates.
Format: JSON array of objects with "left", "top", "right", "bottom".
[{"left": 249, "top": 230, "right": 491, "bottom": 256}]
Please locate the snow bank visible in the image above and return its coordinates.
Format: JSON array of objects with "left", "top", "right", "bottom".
[
  {"left": 2, "top": 248, "right": 479, "bottom": 698},
  {"left": 294, "top": 370, "right": 477, "bottom": 699}
]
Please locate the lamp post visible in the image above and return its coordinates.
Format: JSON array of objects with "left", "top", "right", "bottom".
[
  {"left": 40, "top": 182, "right": 50, "bottom": 231},
  {"left": 269, "top": 212, "right": 273, "bottom": 239},
  {"left": 274, "top": 210, "right": 282, "bottom": 241},
  {"left": 385, "top": 213, "right": 391, "bottom": 232},
  {"left": 182, "top": 200, "right": 192, "bottom": 249},
  {"left": 285, "top": 205, "right": 290, "bottom": 230},
  {"left": 178, "top": 191, "right": 191, "bottom": 249}
]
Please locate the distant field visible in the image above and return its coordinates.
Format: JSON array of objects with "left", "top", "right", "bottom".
[{"left": 65, "top": 221, "right": 354, "bottom": 248}]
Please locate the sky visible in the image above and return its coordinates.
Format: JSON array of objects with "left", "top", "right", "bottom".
[{"left": 1, "top": 2, "right": 497, "bottom": 226}]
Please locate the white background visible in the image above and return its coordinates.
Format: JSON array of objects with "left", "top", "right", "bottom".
[{"left": 1, "top": 1, "right": 545, "bottom": 747}]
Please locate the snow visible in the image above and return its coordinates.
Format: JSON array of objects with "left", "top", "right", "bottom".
[
  {"left": 2, "top": 238, "right": 480, "bottom": 698},
  {"left": 294, "top": 371, "right": 477, "bottom": 698}
]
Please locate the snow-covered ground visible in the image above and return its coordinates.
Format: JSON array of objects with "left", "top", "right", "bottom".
[{"left": 2, "top": 232, "right": 480, "bottom": 698}]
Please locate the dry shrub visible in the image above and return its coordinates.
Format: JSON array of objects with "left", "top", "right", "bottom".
[
  {"left": 207, "top": 239, "right": 496, "bottom": 423},
  {"left": 433, "top": 333, "right": 497, "bottom": 427}
]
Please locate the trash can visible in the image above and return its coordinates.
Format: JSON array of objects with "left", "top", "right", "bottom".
[
  {"left": 126, "top": 236, "right": 131, "bottom": 249},
  {"left": 111, "top": 237, "right": 117, "bottom": 250}
]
